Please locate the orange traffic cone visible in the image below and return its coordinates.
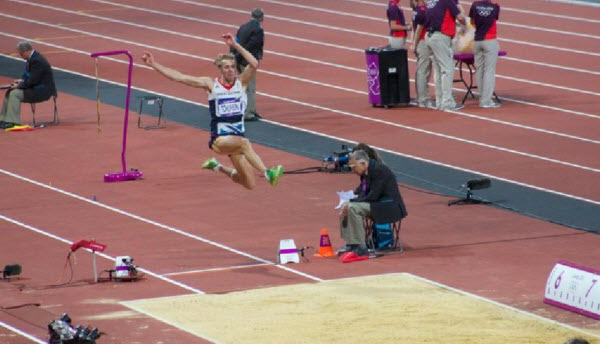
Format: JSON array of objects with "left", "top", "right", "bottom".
[{"left": 313, "top": 228, "right": 336, "bottom": 258}]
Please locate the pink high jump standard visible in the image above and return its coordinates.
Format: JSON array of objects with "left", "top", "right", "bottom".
[{"left": 90, "top": 50, "right": 143, "bottom": 182}]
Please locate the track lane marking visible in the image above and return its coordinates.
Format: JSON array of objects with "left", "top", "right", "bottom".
[
  {"left": 0, "top": 49, "right": 598, "bottom": 205},
  {"left": 0, "top": 171, "right": 323, "bottom": 283},
  {"left": 162, "top": 263, "right": 275, "bottom": 277},
  {"left": 0, "top": 320, "right": 46, "bottom": 344},
  {"left": 0, "top": 213, "right": 206, "bottom": 294}
]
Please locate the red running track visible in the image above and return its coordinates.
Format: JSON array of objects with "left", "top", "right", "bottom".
[{"left": 1, "top": 0, "right": 600, "bottom": 342}]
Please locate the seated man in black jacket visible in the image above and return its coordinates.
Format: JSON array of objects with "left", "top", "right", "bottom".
[
  {"left": 339, "top": 150, "right": 408, "bottom": 257},
  {"left": 1, "top": 41, "right": 56, "bottom": 129}
]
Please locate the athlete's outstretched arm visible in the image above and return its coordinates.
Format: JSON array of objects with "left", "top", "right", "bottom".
[
  {"left": 141, "top": 51, "right": 213, "bottom": 91},
  {"left": 222, "top": 33, "right": 258, "bottom": 86}
]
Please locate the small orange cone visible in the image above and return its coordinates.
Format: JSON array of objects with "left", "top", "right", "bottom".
[{"left": 313, "top": 228, "right": 336, "bottom": 258}]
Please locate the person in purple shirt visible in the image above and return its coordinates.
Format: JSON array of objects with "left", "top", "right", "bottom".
[
  {"left": 387, "top": 0, "right": 412, "bottom": 49},
  {"left": 424, "top": 0, "right": 466, "bottom": 111},
  {"left": 469, "top": 1, "right": 501, "bottom": 108}
]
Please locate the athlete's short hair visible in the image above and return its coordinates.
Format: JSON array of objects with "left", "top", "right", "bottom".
[{"left": 214, "top": 53, "right": 236, "bottom": 69}]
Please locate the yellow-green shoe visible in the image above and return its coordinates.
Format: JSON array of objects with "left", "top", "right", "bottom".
[
  {"left": 266, "top": 165, "right": 284, "bottom": 186},
  {"left": 202, "top": 157, "right": 220, "bottom": 171}
]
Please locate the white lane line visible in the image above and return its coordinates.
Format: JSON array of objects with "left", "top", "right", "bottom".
[
  {"left": 0, "top": 320, "right": 46, "bottom": 344},
  {"left": 261, "top": 91, "right": 600, "bottom": 174},
  {"left": 79, "top": 0, "right": 600, "bottom": 72},
  {"left": 342, "top": 0, "right": 600, "bottom": 34},
  {"left": 162, "top": 263, "right": 275, "bottom": 277},
  {"left": 543, "top": 0, "right": 600, "bottom": 8},
  {"left": 0, "top": 168, "right": 323, "bottom": 283},
  {"left": 128, "top": 0, "right": 600, "bottom": 59},
  {"left": 5, "top": 7, "right": 600, "bottom": 119},
  {"left": 50, "top": 0, "right": 600, "bottom": 77},
  {"left": 459, "top": 0, "right": 600, "bottom": 22},
  {"left": 88, "top": 0, "right": 600, "bottom": 63},
  {"left": 502, "top": 56, "right": 600, "bottom": 76},
  {"left": 498, "top": 74, "right": 600, "bottom": 97},
  {"left": 3, "top": 29, "right": 600, "bottom": 173},
  {"left": 156, "top": 0, "right": 387, "bottom": 39},
  {"left": 261, "top": 118, "right": 600, "bottom": 206},
  {"left": 0, "top": 213, "right": 206, "bottom": 294},
  {"left": 5, "top": 15, "right": 600, "bottom": 143},
  {"left": 257, "top": 0, "right": 387, "bottom": 22},
  {"left": 500, "top": 21, "right": 600, "bottom": 40},
  {"left": 500, "top": 37, "right": 600, "bottom": 58},
  {"left": 76, "top": 0, "right": 369, "bottom": 54},
  {"left": 58, "top": 1, "right": 600, "bottom": 92},
  {"left": 10, "top": 10, "right": 600, "bottom": 129},
  {"left": 1, "top": 49, "right": 597, "bottom": 205}
]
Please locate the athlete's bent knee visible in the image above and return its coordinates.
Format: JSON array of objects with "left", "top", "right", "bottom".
[{"left": 242, "top": 180, "right": 256, "bottom": 190}]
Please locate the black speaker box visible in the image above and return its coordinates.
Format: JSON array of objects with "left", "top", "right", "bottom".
[{"left": 366, "top": 47, "right": 410, "bottom": 107}]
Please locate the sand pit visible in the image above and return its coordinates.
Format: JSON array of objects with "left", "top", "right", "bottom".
[{"left": 123, "top": 273, "right": 599, "bottom": 344}]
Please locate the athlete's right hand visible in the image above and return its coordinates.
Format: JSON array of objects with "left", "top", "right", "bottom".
[{"left": 141, "top": 51, "right": 155, "bottom": 67}]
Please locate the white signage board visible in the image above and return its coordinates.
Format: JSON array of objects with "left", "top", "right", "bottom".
[{"left": 544, "top": 260, "right": 600, "bottom": 320}]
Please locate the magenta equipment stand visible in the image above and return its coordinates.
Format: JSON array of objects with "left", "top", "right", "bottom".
[{"left": 90, "top": 50, "right": 143, "bottom": 183}]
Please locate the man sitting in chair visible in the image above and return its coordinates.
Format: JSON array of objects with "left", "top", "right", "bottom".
[
  {"left": 338, "top": 150, "right": 408, "bottom": 260},
  {"left": 1, "top": 41, "right": 56, "bottom": 129}
]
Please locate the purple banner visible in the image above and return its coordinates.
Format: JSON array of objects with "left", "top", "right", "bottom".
[{"left": 365, "top": 52, "right": 381, "bottom": 105}]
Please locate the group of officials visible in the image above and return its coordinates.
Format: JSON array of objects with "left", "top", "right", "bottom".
[{"left": 387, "top": 0, "right": 501, "bottom": 110}]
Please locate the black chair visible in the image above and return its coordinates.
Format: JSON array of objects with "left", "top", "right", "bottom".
[{"left": 24, "top": 90, "right": 59, "bottom": 127}]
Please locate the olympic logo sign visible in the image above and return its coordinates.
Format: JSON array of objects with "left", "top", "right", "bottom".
[
  {"left": 477, "top": 6, "right": 495, "bottom": 17},
  {"left": 366, "top": 62, "right": 380, "bottom": 96},
  {"left": 426, "top": 0, "right": 439, "bottom": 10}
]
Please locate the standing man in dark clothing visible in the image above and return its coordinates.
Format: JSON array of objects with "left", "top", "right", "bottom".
[
  {"left": 232, "top": 8, "right": 264, "bottom": 122},
  {"left": 1, "top": 41, "right": 56, "bottom": 129},
  {"left": 338, "top": 150, "right": 408, "bottom": 258}
]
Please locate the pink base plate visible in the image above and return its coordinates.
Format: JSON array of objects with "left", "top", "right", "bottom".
[{"left": 104, "top": 170, "right": 143, "bottom": 182}]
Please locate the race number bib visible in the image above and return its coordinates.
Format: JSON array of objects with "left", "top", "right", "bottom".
[
  {"left": 217, "top": 97, "right": 243, "bottom": 117},
  {"left": 217, "top": 121, "right": 244, "bottom": 135}
]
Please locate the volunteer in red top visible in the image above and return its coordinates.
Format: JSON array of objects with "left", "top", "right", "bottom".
[
  {"left": 469, "top": 1, "right": 500, "bottom": 108},
  {"left": 387, "top": 0, "right": 412, "bottom": 49},
  {"left": 425, "top": 0, "right": 466, "bottom": 111},
  {"left": 411, "top": 0, "right": 434, "bottom": 108}
]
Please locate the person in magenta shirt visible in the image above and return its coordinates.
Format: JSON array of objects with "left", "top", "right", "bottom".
[
  {"left": 424, "top": 0, "right": 466, "bottom": 111},
  {"left": 387, "top": 0, "right": 412, "bottom": 49},
  {"left": 469, "top": 0, "right": 501, "bottom": 108}
]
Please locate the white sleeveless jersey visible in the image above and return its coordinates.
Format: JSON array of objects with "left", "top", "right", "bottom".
[{"left": 209, "top": 77, "right": 247, "bottom": 137}]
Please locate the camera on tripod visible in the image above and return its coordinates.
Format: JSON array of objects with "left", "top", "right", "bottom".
[{"left": 322, "top": 145, "right": 352, "bottom": 172}]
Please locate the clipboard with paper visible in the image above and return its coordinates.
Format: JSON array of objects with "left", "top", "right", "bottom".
[{"left": 335, "top": 190, "right": 356, "bottom": 209}]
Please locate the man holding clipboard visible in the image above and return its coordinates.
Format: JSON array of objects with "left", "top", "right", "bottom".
[{"left": 1, "top": 41, "right": 56, "bottom": 129}]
